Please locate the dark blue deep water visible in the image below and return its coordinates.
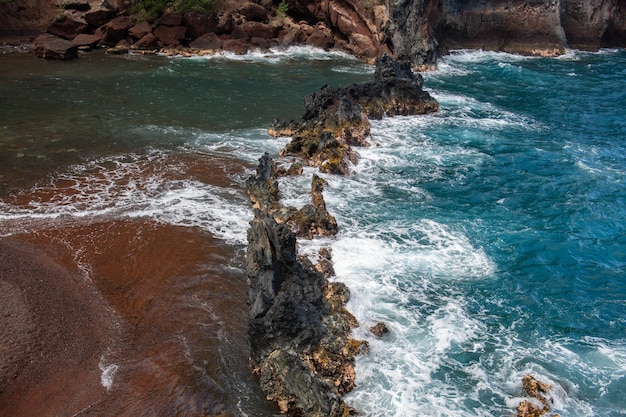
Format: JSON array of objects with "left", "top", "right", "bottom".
[{"left": 1, "top": 47, "right": 625, "bottom": 416}]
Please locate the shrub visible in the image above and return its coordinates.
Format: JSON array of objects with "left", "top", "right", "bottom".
[
  {"left": 277, "top": 0, "right": 289, "bottom": 20},
  {"left": 131, "top": 0, "right": 215, "bottom": 22}
]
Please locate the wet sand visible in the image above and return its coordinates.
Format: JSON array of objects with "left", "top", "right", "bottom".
[
  {"left": 0, "top": 220, "right": 275, "bottom": 416},
  {"left": 0, "top": 236, "right": 114, "bottom": 417}
]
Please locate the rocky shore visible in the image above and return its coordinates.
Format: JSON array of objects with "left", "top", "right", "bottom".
[
  {"left": 2, "top": 0, "right": 625, "bottom": 66},
  {"left": 245, "top": 55, "right": 437, "bottom": 415}
]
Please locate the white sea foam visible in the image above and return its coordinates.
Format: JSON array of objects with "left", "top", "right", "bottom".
[
  {"left": 273, "top": 99, "right": 626, "bottom": 416},
  {"left": 445, "top": 49, "right": 537, "bottom": 64},
  {"left": 0, "top": 148, "right": 252, "bottom": 244},
  {"left": 182, "top": 45, "right": 359, "bottom": 64},
  {"left": 99, "top": 357, "right": 119, "bottom": 390}
]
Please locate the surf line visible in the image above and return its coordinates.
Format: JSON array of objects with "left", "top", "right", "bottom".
[{"left": 244, "top": 54, "right": 439, "bottom": 416}]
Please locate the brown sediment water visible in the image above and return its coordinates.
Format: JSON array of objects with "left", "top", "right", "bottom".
[{"left": 0, "top": 151, "right": 278, "bottom": 416}]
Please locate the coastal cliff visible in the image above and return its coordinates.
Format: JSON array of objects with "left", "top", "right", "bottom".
[{"left": 2, "top": 0, "right": 624, "bottom": 63}]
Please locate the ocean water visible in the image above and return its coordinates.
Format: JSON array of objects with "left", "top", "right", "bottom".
[{"left": 1, "top": 47, "right": 625, "bottom": 416}]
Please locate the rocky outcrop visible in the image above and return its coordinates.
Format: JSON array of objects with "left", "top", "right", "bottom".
[
  {"left": 246, "top": 154, "right": 365, "bottom": 416},
  {"left": 3, "top": 0, "right": 625, "bottom": 65},
  {"left": 270, "top": 54, "right": 438, "bottom": 174},
  {"left": 246, "top": 55, "right": 438, "bottom": 415},
  {"left": 516, "top": 374, "right": 561, "bottom": 417}
]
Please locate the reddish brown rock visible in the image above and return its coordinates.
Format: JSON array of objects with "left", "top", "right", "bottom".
[
  {"left": 561, "top": 0, "right": 614, "bottom": 50},
  {"left": 189, "top": 32, "right": 223, "bottom": 50},
  {"left": 305, "top": 24, "right": 333, "bottom": 49},
  {"left": 105, "top": 39, "right": 130, "bottom": 54},
  {"left": 369, "top": 322, "right": 390, "bottom": 337},
  {"left": 250, "top": 36, "right": 270, "bottom": 49},
  {"left": 516, "top": 374, "right": 560, "bottom": 417},
  {"left": 239, "top": 2, "right": 269, "bottom": 23},
  {"left": 47, "top": 14, "right": 88, "bottom": 40},
  {"left": 182, "top": 11, "right": 218, "bottom": 38},
  {"left": 153, "top": 25, "right": 187, "bottom": 46},
  {"left": 229, "top": 25, "right": 250, "bottom": 41},
  {"left": 223, "top": 38, "right": 249, "bottom": 54},
  {"left": 216, "top": 11, "right": 234, "bottom": 33},
  {"left": 101, "top": 15, "right": 134, "bottom": 45},
  {"left": 242, "top": 21, "right": 275, "bottom": 39},
  {"left": 62, "top": 0, "right": 90, "bottom": 11},
  {"left": 72, "top": 33, "right": 101, "bottom": 48},
  {"left": 132, "top": 32, "right": 160, "bottom": 50},
  {"left": 281, "top": 27, "right": 307, "bottom": 45},
  {"left": 35, "top": 33, "right": 78, "bottom": 60},
  {"left": 84, "top": 7, "right": 117, "bottom": 27},
  {"left": 158, "top": 12, "right": 183, "bottom": 27},
  {"left": 128, "top": 21, "right": 152, "bottom": 40}
]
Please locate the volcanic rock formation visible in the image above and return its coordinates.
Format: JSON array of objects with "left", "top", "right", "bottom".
[{"left": 269, "top": 53, "right": 439, "bottom": 174}]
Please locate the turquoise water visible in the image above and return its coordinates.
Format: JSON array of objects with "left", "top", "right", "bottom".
[{"left": 1, "top": 48, "right": 625, "bottom": 416}]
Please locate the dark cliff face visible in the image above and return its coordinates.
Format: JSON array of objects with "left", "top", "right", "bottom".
[
  {"left": 426, "top": 0, "right": 626, "bottom": 61},
  {"left": 383, "top": 0, "right": 440, "bottom": 67}
]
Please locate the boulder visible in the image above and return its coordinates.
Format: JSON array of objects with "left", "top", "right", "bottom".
[
  {"left": 216, "top": 11, "right": 234, "bottom": 33},
  {"left": 239, "top": 2, "right": 269, "bottom": 23},
  {"left": 189, "top": 32, "right": 223, "bottom": 50},
  {"left": 182, "top": 11, "right": 218, "bottom": 38},
  {"left": 128, "top": 21, "right": 152, "bottom": 40},
  {"left": 35, "top": 34, "right": 79, "bottom": 60},
  {"left": 369, "top": 322, "right": 390, "bottom": 337},
  {"left": 315, "top": 247, "right": 335, "bottom": 279},
  {"left": 105, "top": 38, "right": 130, "bottom": 54},
  {"left": 47, "top": 14, "right": 88, "bottom": 39},
  {"left": 132, "top": 32, "right": 160, "bottom": 50},
  {"left": 306, "top": 24, "right": 334, "bottom": 49},
  {"left": 281, "top": 27, "right": 307, "bottom": 45},
  {"left": 250, "top": 36, "right": 270, "bottom": 49},
  {"left": 153, "top": 25, "right": 187, "bottom": 45},
  {"left": 516, "top": 374, "right": 560, "bottom": 417},
  {"left": 158, "top": 12, "right": 183, "bottom": 27},
  {"left": 62, "top": 0, "right": 90, "bottom": 11},
  {"left": 101, "top": 15, "right": 134, "bottom": 45},
  {"left": 72, "top": 33, "right": 102, "bottom": 48},
  {"left": 229, "top": 25, "right": 250, "bottom": 41},
  {"left": 242, "top": 21, "right": 275, "bottom": 39},
  {"left": 84, "top": 7, "right": 117, "bottom": 27},
  {"left": 222, "top": 38, "right": 249, "bottom": 54}
]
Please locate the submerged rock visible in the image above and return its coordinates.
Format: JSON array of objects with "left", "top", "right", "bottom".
[
  {"left": 516, "top": 374, "right": 561, "bottom": 417},
  {"left": 270, "top": 54, "right": 438, "bottom": 174}
]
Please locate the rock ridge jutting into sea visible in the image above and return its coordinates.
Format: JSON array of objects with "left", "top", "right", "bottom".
[
  {"left": 1, "top": 0, "right": 625, "bottom": 66},
  {"left": 245, "top": 54, "right": 437, "bottom": 416}
]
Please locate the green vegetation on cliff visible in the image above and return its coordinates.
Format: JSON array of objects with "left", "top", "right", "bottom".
[{"left": 131, "top": 0, "right": 214, "bottom": 22}]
